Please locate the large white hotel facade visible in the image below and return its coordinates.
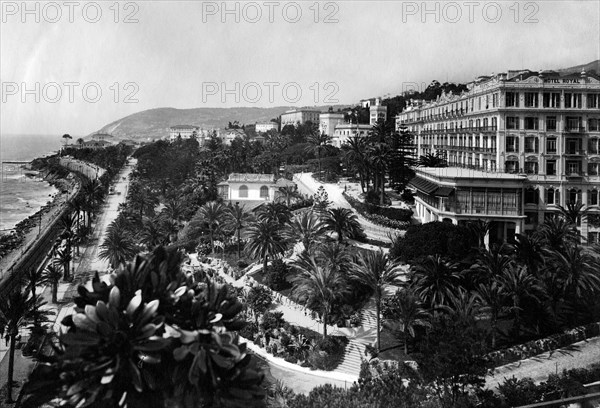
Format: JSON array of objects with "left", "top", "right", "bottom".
[{"left": 396, "top": 68, "right": 600, "bottom": 244}]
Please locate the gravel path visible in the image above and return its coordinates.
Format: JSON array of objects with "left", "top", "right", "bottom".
[{"left": 486, "top": 335, "right": 600, "bottom": 389}]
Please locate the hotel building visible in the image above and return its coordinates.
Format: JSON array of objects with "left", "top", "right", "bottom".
[
  {"left": 397, "top": 68, "right": 600, "bottom": 244},
  {"left": 280, "top": 109, "right": 321, "bottom": 129}
]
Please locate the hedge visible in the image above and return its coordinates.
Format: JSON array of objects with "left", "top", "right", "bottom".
[
  {"left": 343, "top": 193, "right": 412, "bottom": 230},
  {"left": 485, "top": 321, "right": 600, "bottom": 367}
]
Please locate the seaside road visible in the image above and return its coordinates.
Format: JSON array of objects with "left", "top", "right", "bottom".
[{"left": 0, "top": 159, "right": 135, "bottom": 404}]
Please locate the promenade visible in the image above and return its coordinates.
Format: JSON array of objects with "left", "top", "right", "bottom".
[{"left": 0, "top": 159, "right": 133, "bottom": 405}]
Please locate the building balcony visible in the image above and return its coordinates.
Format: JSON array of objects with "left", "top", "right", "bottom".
[{"left": 564, "top": 150, "right": 587, "bottom": 156}]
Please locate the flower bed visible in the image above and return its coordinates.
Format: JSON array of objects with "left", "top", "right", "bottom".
[
  {"left": 343, "top": 193, "right": 411, "bottom": 230},
  {"left": 240, "top": 311, "right": 348, "bottom": 371},
  {"left": 485, "top": 321, "right": 600, "bottom": 367}
]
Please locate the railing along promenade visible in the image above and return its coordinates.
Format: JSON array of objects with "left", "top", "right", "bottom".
[{"left": 0, "top": 159, "right": 104, "bottom": 297}]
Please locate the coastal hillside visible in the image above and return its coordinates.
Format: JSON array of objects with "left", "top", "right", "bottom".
[
  {"left": 555, "top": 59, "right": 599, "bottom": 75},
  {"left": 90, "top": 107, "right": 294, "bottom": 140}
]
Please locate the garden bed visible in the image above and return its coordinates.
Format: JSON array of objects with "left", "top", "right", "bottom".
[
  {"left": 239, "top": 311, "right": 348, "bottom": 371},
  {"left": 343, "top": 192, "right": 412, "bottom": 230}
]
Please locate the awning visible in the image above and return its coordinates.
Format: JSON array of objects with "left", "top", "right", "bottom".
[
  {"left": 409, "top": 175, "right": 438, "bottom": 194},
  {"left": 434, "top": 187, "right": 455, "bottom": 197}
]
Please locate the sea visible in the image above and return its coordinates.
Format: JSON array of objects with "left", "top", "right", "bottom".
[{"left": 0, "top": 134, "right": 63, "bottom": 232}]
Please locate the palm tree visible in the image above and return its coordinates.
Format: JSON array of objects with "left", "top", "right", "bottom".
[
  {"left": 276, "top": 185, "right": 301, "bottom": 207},
  {"left": 76, "top": 137, "right": 84, "bottom": 148},
  {"left": 447, "top": 288, "right": 482, "bottom": 324},
  {"left": 350, "top": 250, "right": 406, "bottom": 351},
  {"left": 342, "top": 136, "right": 370, "bottom": 192},
  {"left": 283, "top": 211, "right": 327, "bottom": 254},
  {"left": 0, "top": 289, "right": 37, "bottom": 403},
  {"left": 197, "top": 201, "right": 226, "bottom": 253},
  {"left": 244, "top": 219, "right": 287, "bottom": 274},
  {"left": 225, "top": 203, "right": 253, "bottom": 259},
  {"left": 538, "top": 216, "right": 580, "bottom": 254},
  {"left": 140, "top": 216, "right": 167, "bottom": 251},
  {"left": 290, "top": 252, "right": 346, "bottom": 338},
  {"left": 256, "top": 202, "right": 291, "bottom": 225},
  {"left": 21, "top": 269, "right": 44, "bottom": 326},
  {"left": 54, "top": 247, "right": 73, "bottom": 281},
  {"left": 410, "top": 255, "right": 462, "bottom": 309},
  {"left": 383, "top": 288, "right": 432, "bottom": 354},
  {"left": 418, "top": 152, "right": 447, "bottom": 167},
  {"left": 99, "top": 226, "right": 136, "bottom": 269},
  {"left": 476, "top": 281, "right": 505, "bottom": 348},
  {"left": 322, "top": 207, "right": 363, "bottom": 244},
  {"left": 499, "top": 265, "right": 542, "bottom": 337},
  {"left": 41, "top": 264, "right": 63, "bottom": 303},
  {"left": 160, "top": 198, "right": 186, "bottom": 232},
  {"left": 511, "top": 233, "right": 545, "bottom": 277},
  {"left": 367, "top": 141, "right": 391, "bottom": 205},
  {"left": 468, "top": 244, "right": 514, "bottom": 286},
  {"left": 545, "top": 245, "right": 600, "bottom": 301},
  {"left": 316, "top": 241, "right": 353, "bottom": 277},
  {"left": 558, "top": 201, "right": 588, "bottom": 227},
  {"left": 467, "top": 220, "right": 491, "bottom": 249},
  {"left": 305, "top": 132, "right": 332, "bottom": 180},
  {"left": 82, "top": 179, "right": 105, "bottom": 227}
]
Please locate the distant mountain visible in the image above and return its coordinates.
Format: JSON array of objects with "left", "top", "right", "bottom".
[
  {"left": 91, "top": 105, "right": 349, "bottom": 141},
  {"left": 554, "top": 59, "right": 599, "bottom": 76}
]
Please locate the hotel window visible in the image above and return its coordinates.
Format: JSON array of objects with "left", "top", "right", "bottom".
[
  {"left": 493, "top": 93, "right": 498, "bottom": 108},
  {"left": 546, "top": 116, "right": 557, "bottom": 131},
  {"left": 546, "top": 160, "right": 557, "bottom": 175},
  {"left": 566, "top": 161, "right": 582, "bottom": 175},
  {"left": 506, "top": 92, "right": 519, "bottom": 107},
  {"left": 506, "top": 136, "right": 518, "bottom": 152},
  {"left": 589, "top": 139, "right": 599, "bottom": 154},
  {"left": 524, "top": 161, "right": 539, "bottom": 175},
  {"left": 587, "top": 94, "right": 599, "bottom": 109},
  {"left": 564, "top": 93, "right": 582, "bottom": 108},
  {"left": 476, "top": 119, "right": 481, "bottom": 129},
  {"left": 490, "top": 160, "right": 497, "bottom": 171},
  {"left": 566, "top": 116, "right": 582, "bottom": 131},
  {"left": 239, "top": 185, "right": 248, "bottom": 198},
  {"left": 546, "top": 188, "right": 557, "bottom": 204},
  {"left": 589, "top": 163, "right": 599, "bottom": 176},
  {"left": 589, "top": 232, "right": 599, "bottom": 245},
  {"left": 525, "top": 187, "right": 538, "bottom": 204},
  {"left": 589, "top": 119, "right": 600, "bottom": 131},
  {"left": 589, "top": 190, "right": 599, "bottom": 206},
  {"left": 568, "top": 188, "right": 582, "bottom": 205},
  {"left": 506, "top": 116, "right": 519, "bottom": 129},
  {"left": 524, "top": 117, "right": 539, "bottom": 130},
  {"left": 543, "top": 92, "right": 561, "bottom": 108},
  {"left": 491, "top": 117, "right": 497, "bottom": 129},
  {"left": 505, "top": 160, "right": 519, "bottom": 173},
  {"left": 546, "top": 138, "right": 557, "bottom": 154},
  {"left": 525, "top": 137, "right": 538, "bottom": 153},
  {"left": 524, "top": 92, "right": 538, "bottom": 107},
  {"left": 260, "top": 185, "right": 269, "bottom": 199},
  {"left": 483, "top": 118, "right": 489, "bottom": 129}
]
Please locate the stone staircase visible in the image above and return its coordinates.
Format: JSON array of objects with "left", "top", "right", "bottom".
[{"left": 336, "top": 338, "right": 366, "bottom": 376}]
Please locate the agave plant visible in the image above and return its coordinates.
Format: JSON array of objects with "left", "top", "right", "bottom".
[{"left": 22, "top": 246, "right": 266, "bottom": 408}]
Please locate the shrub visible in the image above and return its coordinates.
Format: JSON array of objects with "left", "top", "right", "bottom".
[
  {"left": 307, "top": 336, "right": 348, "bottom": 371},
  {"left": 265, "top": 259, "right": 291, "bottom": 291},
  {"left": 390, "top": 221, "right": 475, "bottom": 263},
  {"left": 260, "top": 311, "right": 285, "bottom": 332},
  {"left": 239, "top": 321, "right": 259, "bottom": 340},
  {"left": 498, "top": 377, "right": 541, "bottom": 407}
]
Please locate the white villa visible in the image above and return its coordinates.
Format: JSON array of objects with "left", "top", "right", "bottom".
[{"left": 217, "top": 173, "right": 296, "bottom": 209}]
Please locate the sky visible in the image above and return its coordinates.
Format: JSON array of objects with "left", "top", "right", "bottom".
[{"left": 1, "top": 0, "right": 599, "bottom": 137}]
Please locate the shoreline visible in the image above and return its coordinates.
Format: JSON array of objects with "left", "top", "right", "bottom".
[{"left": 0, "top": 162, "right": 77, "bottom": 281}]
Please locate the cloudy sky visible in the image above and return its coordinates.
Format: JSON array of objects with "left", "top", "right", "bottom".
[{"left": 1, "top": 0, "right": 598, "bottom": 137}]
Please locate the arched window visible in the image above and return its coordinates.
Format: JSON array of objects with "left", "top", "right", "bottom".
[
  {"left": 525, "top": 187, "right": 539, "bottom": 204},
  {"left": 239, "top": 185, "right": 248, "bottom": 198},
  {"left": 568, "top": 188, "right": 582, "bottom": 204},
  {"left": 260, "top": 185, "right": 269, "bottom": 199}
]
